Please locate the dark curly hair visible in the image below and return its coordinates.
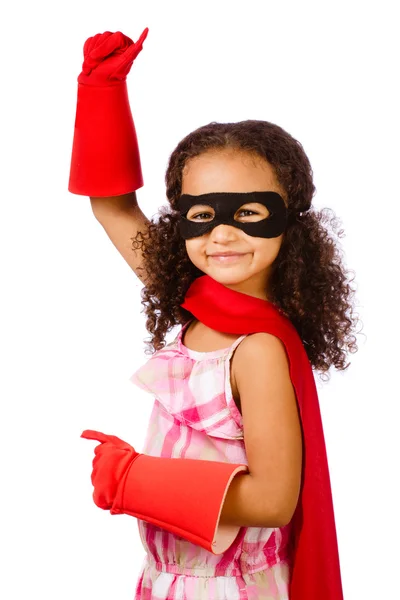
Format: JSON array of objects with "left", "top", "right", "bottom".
[{"left": 132, "top": 120, "right": 361, "bottom": 379}]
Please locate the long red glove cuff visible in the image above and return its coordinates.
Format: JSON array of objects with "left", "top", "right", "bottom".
[
  {"left": 68, "top": 81, "right": 143, "bottom": 196},
  {"left": 110, "top": 455, "right": 248, "bottom": 554}
]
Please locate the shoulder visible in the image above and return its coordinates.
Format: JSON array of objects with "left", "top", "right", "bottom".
[
  {"left": 231, "top": 332, "right": 292, "bottom": 410},
  {"left": 233, "top": 332, "right": 289, "bottom": 376}
]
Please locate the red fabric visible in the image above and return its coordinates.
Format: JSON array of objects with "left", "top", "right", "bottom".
[
  {"left": 80, "top": 429, "right": 139, "bottom": 509},
  {"left": 180, "top": 274, "right": 344, "bottom": 600},
  {"left": 80, "top": 430, "right": 248, "bottom": 554},
  {"left": 111, "top": 454, "right": 248, "bottom": 554},
  {"left": 68, "top": 30, "right": 148, "bottom": 196},
  {"left": 77, "top": 30, "right": 148, "bottom": 87}
]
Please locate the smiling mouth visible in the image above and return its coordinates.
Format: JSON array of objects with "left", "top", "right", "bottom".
[
  {"left": 208, "top": 252, "right": 245, "bottom": 256},
  {"left": 208, "top": 253, "right": 248, "bottom": 263}
]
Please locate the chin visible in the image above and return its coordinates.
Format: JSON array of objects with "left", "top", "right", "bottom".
[{"left": 205, "top": 268, "right": 252, "bottom": 287}]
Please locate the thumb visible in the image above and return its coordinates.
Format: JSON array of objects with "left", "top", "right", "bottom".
[
  {"left": 136, "top": 27, "right": 149, "bottom": 48},
  {"left": 111, "top": 27, "right": 149, "bottom": 80}
]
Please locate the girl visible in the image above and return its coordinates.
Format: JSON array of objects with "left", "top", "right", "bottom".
[{"left": 69, "top": 29, "right": 359, "bottom": 600}]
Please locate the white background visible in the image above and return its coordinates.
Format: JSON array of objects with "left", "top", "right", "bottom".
[{"left": 1, "top": 1, "right": 399, "bottom": 598}]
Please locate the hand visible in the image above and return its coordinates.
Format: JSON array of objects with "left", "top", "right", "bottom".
[
  {"left": 78, "top": 28, "right": 149, "bottom": 86},
  {"left": 81, "top": 429, "right": 139, "bottom": 509}
]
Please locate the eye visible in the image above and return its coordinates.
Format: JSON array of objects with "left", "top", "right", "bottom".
[
  {"left": 190, "top": 212, "right": 213, "bottom": 220},
  {"left": 189, "top": 209, "right": 259, "bottom": 220},
  {"left": 239, "top": 210, "right": 258, "bottom": 217}
]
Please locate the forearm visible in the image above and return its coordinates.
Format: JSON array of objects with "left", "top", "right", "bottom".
[
  {"left": 90, "top": 191, "right": 139, "bottom": 217},
  {"left": 220, "top": 473, "right": 286, "bottom": 529},
  {"left": 88, "top": 192, "right": 150, "bottom": 283}
]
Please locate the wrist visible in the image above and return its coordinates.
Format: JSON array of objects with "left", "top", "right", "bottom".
[
  {"left": 69, "top": 80, "right": 143, "bottom": 196},
  {"left": 77, "top": 77, "right": 127, "bottom": 88}
]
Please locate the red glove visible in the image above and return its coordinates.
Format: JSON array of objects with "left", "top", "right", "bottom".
[
  {"left": 81, "top": 429, "right": 248, "bottom": 554},
  {"left": 78, "top": 30, "right": 148, "bottom": 87},
  {"left": 68, "top": 29, "right": 149, "bottom": 197},
  {"left": 81, "top": 429, "right": 139, "bottom": 509}
]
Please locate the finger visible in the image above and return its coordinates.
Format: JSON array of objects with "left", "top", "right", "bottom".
[
  {"left": 81, "top": 429, "right": 110, "bottom": 443},
  {"left": 90, "top": 31, "right": 132, "bottom": 62},
  {"left": 83, "top": 31, "right": 113, "bottom": 58},
  {"left": 120, "top": 27, "right": 148, "bottom": 62},
  {"left": 132, "top": 27, "right": 149, "bottom": 57},
  {"left": 81, "top": 430, "right": 132, "bottom": 449},
  {"left": 93, "top": 443, "right": 106, "bottom": 456},
  {"left": 137, "top": 27, "right": 149, "bottom": 47},
  {"left": 113, "top": 37, "right": 145, "bottom": 76},
  {"left": 114, "top": 30, "right": 134, "bottom": 46},
  {"left": 82, "top": 32, "right": 116, "bottom": 75}
]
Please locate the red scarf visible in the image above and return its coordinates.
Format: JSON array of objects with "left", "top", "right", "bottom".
[{"left": 181, "top": 274, "right": 344, "bottom": 600}]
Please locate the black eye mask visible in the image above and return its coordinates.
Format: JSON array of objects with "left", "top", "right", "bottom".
[{"left": 176, "top": 191, "right": 287, "bottom": 239}]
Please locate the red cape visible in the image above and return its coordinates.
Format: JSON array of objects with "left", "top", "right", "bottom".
[{"left": 181, "top": 274, "right": 344, "bottom": 600}]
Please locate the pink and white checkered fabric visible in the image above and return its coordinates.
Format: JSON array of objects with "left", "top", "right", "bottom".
[{"left": 129, "top": 320, "right": 293, "bottom": 600}]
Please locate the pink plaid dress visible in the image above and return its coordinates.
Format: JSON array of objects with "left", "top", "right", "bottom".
[{"left": 129, "top": 320, "right": 293, "bottom": 600}]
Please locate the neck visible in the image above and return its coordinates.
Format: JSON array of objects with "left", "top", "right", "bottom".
[
  {"left": 180, "top": 275, "right": 282, "bottom": 335},
  {"left": 214, "top": 272, "right": 272, "bottom": 302},
  {"left": 221, "top": 283, "right": 270, "bottom": 301}
]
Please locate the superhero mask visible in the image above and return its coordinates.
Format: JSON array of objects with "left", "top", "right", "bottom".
[{"left": 176, "top": 191, "right": 287, "bottom": 239}]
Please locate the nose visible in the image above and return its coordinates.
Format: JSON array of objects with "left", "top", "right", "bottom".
[{"left": 209, "top": 223, "right": 240, "bottom": 240}]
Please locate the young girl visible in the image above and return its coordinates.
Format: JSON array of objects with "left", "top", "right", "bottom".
[{"left": 69, "top": 29, "right": 359, "bottom": 600}]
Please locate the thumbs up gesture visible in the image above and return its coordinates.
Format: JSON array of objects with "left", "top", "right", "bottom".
[
  {"left": 68, "top": 28, "right": 148, "bottom": 196},
  {"left": 78, "top": 28, "right": 149, "bottom": 86},
  {"left": 81, "top": 430, "right": 139, "bottom": 510}
]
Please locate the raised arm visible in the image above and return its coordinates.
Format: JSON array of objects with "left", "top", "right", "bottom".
[{"left": 68, "top": 29, "right": 150, "bottom": 284}]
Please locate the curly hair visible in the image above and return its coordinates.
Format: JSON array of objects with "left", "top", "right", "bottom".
[{"left": 132, "top": 120, "right": 361, "bottom": 379}]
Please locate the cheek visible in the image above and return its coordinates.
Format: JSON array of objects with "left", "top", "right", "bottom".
[
  {"left": 255, "top": 236, "right": 283, "bottom": 260},
  {"left": 185, "top": 239, "right": 205, "bottom": 261}
]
